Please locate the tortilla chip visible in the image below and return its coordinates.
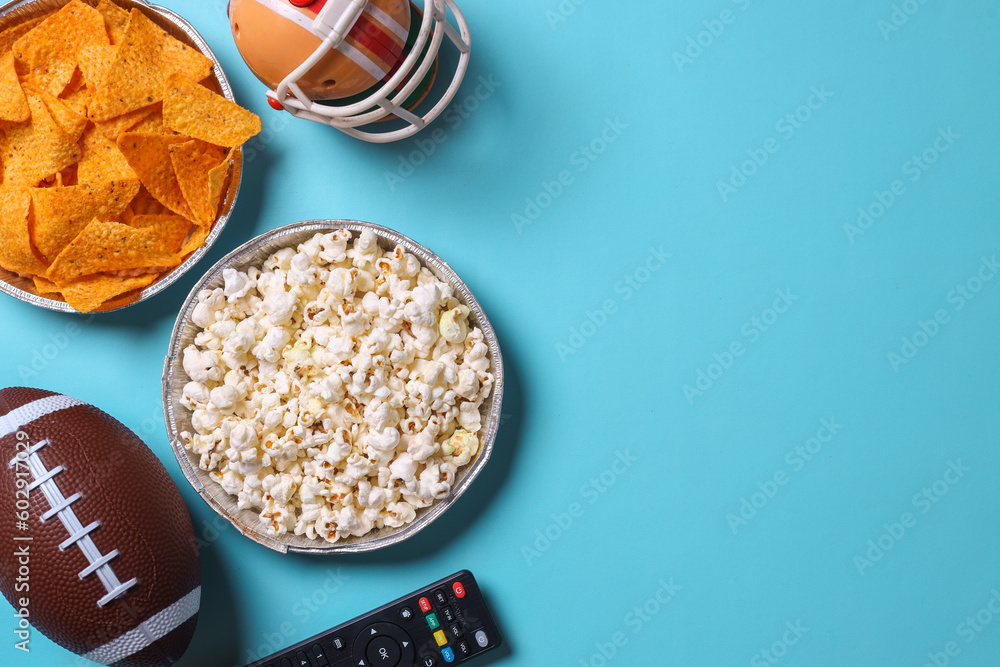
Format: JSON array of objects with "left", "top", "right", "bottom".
[
  {"left": 155, "top": 26, "right": 213, "bottom": 85},
  {"left": 129, "top": 185, "right": 171, "bottom": 216},
  {"left": 162, "top": 75, "right": 260, "bottom": 147},
  {"left": 0, "top": 52, "right": 28, "bottom": 122},
  {"left": 126, "top": 214, "right": 193, "bottom": 253},
  {"left": 34, "top": 89, "right": 87, "bottom": 141},
  {"left": 1, "top": 95, "right": 80, "bottom": 186},
  {"left": 0, "top": 186, "right": 47, "bottom": 276},
  {"left": 31, "top": 180, "right": 140, "bottom": 261},
  {"left": 77, "top": 42, "right": 114, "bottom": 90},
  {"left": 78, "top": 126, "right": 137, "bottom": 184},
  {"left": 129, "top": 107, "right": 174, "bottom": 135},
  {"left": 46, "top": 220, "right": 180, "bottom": 284},
  {"left": 169, "top": 140, "right": 226, "bottom": 226},
  {"left": 32, "top": 274, "right": 62, "bottom": 299},
  {"left": 13, "top": 1, "right": 108, "bottom": 97},
  {"left": 94, "top": 103, "right": 157, "bottom": 140},
  {"left": 0, "top": 17, "right": 44, "bottom": 58},
  {"left": 178, "top": 222, "right": 211, "bottom": 258},
  {"left": 60, "top": 272, "right": 157, "bottom": 312},
  {"left": 95, "top": 0, "right": 130, "bottom": 45},
  {"left": 88, "top": 10, "right": 211, "bottom": 121},
  {"left": 116, "top": 132, "right": 191, "bottom": 218}
]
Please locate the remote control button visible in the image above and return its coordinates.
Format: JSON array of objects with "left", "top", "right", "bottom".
[
  {"left": 426, "top": 613, "right": 440, "bottom": 630},
  {"left": 449, "top": 624, "right": 463, "bottom": 639},
  {"left": 294, "top": 650, "right": 310, "bottom": 666},
  {"left": 332, "top": 636, "right": 346, "bottom": 651},
  {"left": 452, "top": 582, "right": 466, "bottom": 599},
  {"left": 312, "top": 643, "right": 330, "bottom": 666},
  {"left": 433, "top": 629, "right": 448, "bottom": 647},
  {"left": 352, "top": 623, "right": 415, "bottom": 667},
  {"left": 399, "top": 606, "right": 414, "bottom": 621},
  {"left": 367, "top": 636, "right": 401, "bottom": 667},
  {"left": 474, "top": 630, "right": 488, "bottom": 648},
  {"left": 457, "top": 640, "right": 470, "bottom": 656},
  {"left": 433, "top": 589, "right": 448, "bottom": 607},
  {"left": 441, "top": 647, "right": 455, "bottom": 663},
  {"left": 421, "top": 658, "right": 436, "bottom": 667},
  {"left": 441, "top": 606, "right": 455, "bottom": 623},
  {"left": 418, "top": 597, "right": 432, "bottom": 613}
]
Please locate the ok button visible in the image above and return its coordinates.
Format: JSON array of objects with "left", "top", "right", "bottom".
[{"left": 367, "top": 635, "right": 401, "bottom": 667}]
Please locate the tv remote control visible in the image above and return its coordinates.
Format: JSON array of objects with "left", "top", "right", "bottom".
[{"left": 245, "top": 570, "right": 502, "bottom": 667}]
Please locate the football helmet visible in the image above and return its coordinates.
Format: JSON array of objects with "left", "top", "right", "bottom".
[{"left": 228, "top": 0, "right": 471, "bottom": 143}]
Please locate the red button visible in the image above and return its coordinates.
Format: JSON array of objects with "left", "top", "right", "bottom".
[
  {"left": 419, "top": 597, "right": 432, "bottom": 613},
  {"left": 267, "top": 97, "right": 285, "bottom": 111},
  {"left": 452, "top": 582, "right": 466, "bottom": 599},
  {"left": 289, "top": 0, "right": 314, "bottom": 7}
]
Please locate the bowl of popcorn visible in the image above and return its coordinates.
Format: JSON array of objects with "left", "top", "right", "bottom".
[{"left": 162, "top": 221, "right": 503, "bottom": 554}]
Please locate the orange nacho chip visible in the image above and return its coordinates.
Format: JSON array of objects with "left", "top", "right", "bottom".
[
  {"left": 0, "top": 17, "right": 44, "bottom": 58},
  {"left": 2, "top": 95, "right": 80, "bottom": 186},
  {"left": 59, "top": 273, "right": 157, "bottom": 312},
  {"left": 31, "top": 274, "right": 62, "bottom": 299},
  {"left": 33, "top": 88, "right": 87, "bottom": 141},
  {"left": 94, "top": 103, "right": 157, "bottom": 140},
  {"left": 178, "top": 223, "right": 211, "bottom": 259},
  {"left": 78, "top": 126, "right": 137, "bottom": 184},
  {"left": 0, "top": 186, "right": 47, "bottom": 276},
  {"left": 95, "top": 0, "right": 130, "bottom": 45},
  {"left": 126, "top": 214, "right": 193, "bottom": 254},
  {"left": 0, "top": 52, "right": 28, "bottom": 122},
  {"left": 129, "top": 107, "right": 175, "bottom": 135},
  {"left": 13, "top": 0, "right": 108, "bottom": 97},
  {"left": 169, "top": 140, "right": 226, "bottom": 226},
  {"left": 46, "top": 220, "right": 180, "bottom": 284},
  {"left": 88, "top": 10, "right": 212, "bottom": 121},
  {"left": 129, "top": 185, "right": 171, "bottom": 216},
  {"left": 162, "top": 75, "right": 261, "bottom": 147},
  {"left": 116, "top": 132, "right": 191, "bottom": 218},
  {"left": 31, "top": 180, "right": 140, "bottom": 261}
]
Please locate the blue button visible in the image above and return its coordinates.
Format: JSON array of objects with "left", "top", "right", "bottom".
[{"left": 441, "top": 647, "right": 455, "bottom": 663}]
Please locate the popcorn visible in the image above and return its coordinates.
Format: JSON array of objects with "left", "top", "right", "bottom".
[{"left": 179, "top": 230, "right": 494, "bottom": 543}]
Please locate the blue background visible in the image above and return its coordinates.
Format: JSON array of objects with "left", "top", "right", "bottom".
[{"left": 2, "top": 0, "right": 1000, "bottom": 665}]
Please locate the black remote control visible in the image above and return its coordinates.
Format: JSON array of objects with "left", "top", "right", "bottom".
[{"left": 245, "top": 570, "right": 502, "bottom": 667}]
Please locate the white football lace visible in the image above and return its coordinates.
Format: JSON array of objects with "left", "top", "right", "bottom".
[{"left": 9, "top": 439, "right": 138, "bottom": 607}]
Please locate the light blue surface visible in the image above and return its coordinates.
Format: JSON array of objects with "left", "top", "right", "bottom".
[{"left": 2, "top": 1, "right": 1000, "bottom": 665}]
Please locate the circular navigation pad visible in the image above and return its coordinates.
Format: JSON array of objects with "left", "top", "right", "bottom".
[
  {"left": 367, "top": 635, "right": 401, "bottom": 666},
  {"left": 352, "top": 622, "right": 415, "bottom": 667}
]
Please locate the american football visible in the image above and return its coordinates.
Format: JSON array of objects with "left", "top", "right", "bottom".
[{"left": 0, "top": 387, "right": 200, "bottom": 666}]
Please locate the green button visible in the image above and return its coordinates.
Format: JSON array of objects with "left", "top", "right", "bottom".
[{"left": 426, "top": 613, "right": 440, "bottom": 630}]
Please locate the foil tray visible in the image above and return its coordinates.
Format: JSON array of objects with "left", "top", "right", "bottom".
[
  {"left": 0, "top": 0, "right": 243, "bottom": 313},
  {"left": 162, "top": 220, "right": 504, "bottom": 554}
]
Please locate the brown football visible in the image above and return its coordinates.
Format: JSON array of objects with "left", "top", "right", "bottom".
[{"left": 0, "top": 387, "right": 200, "bottom": 666}]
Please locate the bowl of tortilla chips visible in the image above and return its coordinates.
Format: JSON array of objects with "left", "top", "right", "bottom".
[{"left": 0, "top": 0, "right": 262, "bottom": 313}]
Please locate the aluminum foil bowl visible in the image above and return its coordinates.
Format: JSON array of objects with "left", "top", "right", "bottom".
[
  {"left": 0, "top": 0, "right": 243, "bottom": 313},
  {"left": 162, "top": 221, "right": 504, "bottom": 554}
]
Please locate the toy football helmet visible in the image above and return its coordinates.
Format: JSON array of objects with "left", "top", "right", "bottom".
[{"left": 228, "top": 0, "right": 471, "bottom": 143}]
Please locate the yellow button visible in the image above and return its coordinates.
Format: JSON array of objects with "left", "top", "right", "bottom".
[{"left": 434, "top": 630, "right": 447, "bottom": 647}]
